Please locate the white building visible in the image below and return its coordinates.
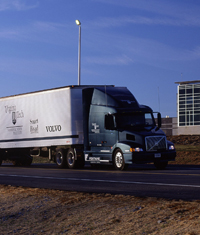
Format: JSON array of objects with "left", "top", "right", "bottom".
[{"left": 175, "top": 80, "right": 200, "bottom": 135}]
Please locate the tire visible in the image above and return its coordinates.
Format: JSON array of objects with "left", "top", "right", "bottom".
[
  {"left": 154, "top": 161, "right": 168, "bottom": 170},
  {"left": 55, "top": 149, "right": 67, "bottom": 168},
  {"left": 66, "top": 148, "right": 77, "bottom": 169},
  {"left": 113, "top": 149, "right": 127, "bottom": 171}
]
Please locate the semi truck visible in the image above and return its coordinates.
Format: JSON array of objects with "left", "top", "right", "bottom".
[{"left": 0, "top": 85, "right": 176, "bottom": 170}]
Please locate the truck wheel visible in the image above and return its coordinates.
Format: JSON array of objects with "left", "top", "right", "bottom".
[
  {"left": 113, "top": 149, "right": 127, "bottom": 171},
  {"left": 66, "top": 148, "right": 76, "bottom": 169},
  {"left": 56, "top": 149, "right": 67, "bottom": 168},
  {"left": 154, "top": 161, "right": 168, "bottom": 170}
]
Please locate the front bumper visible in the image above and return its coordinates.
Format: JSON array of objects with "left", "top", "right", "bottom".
[{"left": 130, "top": 150, "right": 176, "bottom": 164}]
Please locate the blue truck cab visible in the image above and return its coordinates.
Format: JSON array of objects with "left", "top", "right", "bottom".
[{"left": 83, "top": 86, "right": 176, "bottom": 170}]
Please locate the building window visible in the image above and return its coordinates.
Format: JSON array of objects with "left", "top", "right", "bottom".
[{"left": 178, "top": 84, "right": 200, "bottom": 126}]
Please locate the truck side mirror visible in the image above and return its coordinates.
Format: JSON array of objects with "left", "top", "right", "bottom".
[
  {"left": 105, "top": 114, "right": 115, "bottom": 130},
  {"left": 157, "top": 112, "right": 161, "bottom": 129}
]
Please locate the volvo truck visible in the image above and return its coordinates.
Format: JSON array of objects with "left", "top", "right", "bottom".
[{"left": 0, "top": 85, "right": 176, "bottom": 170}]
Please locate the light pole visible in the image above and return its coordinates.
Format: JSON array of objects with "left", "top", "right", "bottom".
[{"left": 75, "top": 20, "right": 81, "bottom": 86}]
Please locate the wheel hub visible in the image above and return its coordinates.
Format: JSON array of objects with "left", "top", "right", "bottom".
[
  {"left": 56, "top": 153, "right": 63, "bottom": 165},
  {"left": 68, "top": 153, "right": 74, "bottom": 166},
  {"left": 115, "top": 152, "right": 123, "bottom": 168}
]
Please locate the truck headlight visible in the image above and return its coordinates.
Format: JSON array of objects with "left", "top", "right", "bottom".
[
  {"left": 130, "top": 147, "right": 143, "bottom": 152},
  {"left": 168, "top": 145, "right": 175, "bottom": 150}
]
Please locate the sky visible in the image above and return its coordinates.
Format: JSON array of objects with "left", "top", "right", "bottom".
[{"left": 0, "top": 0, "right": 200, "bottom": 117}]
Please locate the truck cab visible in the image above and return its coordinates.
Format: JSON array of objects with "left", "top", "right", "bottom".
[{"left": 83, "top": 86, "right": 176, "bottom": 170}]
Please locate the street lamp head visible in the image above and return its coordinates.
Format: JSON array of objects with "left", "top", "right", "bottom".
[{"left": 75, "top": 20, "right": 81, "bottom": 26}]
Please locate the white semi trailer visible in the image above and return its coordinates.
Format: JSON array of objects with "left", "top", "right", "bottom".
[
  {"left": 0, "top": 85, "right": 84, "bottom": 167},
  {"left": 0, "top": 85, "right": 176, "bottom": 170}
]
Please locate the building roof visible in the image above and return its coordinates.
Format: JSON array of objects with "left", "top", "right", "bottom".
[{"left": 175, "top": 80, "right": 200, "bottom": 85}]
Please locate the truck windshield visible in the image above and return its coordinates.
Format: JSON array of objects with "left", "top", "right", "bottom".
[{"left": 115, "top": 112, "right": 155, "bottom": 131}]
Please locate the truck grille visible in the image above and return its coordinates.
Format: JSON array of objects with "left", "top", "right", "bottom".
[{"left": 145, "top": 136, "right": 167, "bottom": 151}]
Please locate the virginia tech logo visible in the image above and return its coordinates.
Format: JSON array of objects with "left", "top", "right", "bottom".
[{"left": 5, "top": 105, "right": 24, "bottom": 125}]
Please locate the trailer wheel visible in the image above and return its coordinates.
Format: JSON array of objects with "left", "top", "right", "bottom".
[
  {"left": 154, "top": 161, "right": 168, "bottom": 170},
  {"left": 56, "top": 149, "right": 67, "bottom": 168},
  {"left": 66, "top": 148, "right": 76, "bottom": 169},
  {"left": 113, "top": 149, "right": 127, "bottom": 171}
]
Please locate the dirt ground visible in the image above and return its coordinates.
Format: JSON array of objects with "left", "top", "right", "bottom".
[
  {"left": 1, "top": 135, "right": 200, "bottom": 235},
  {"left": 170, "top": 151, "right": 200, "bottom": 165},
  {"left": 0, "top": 185, "right": 200, "bottom": 235},
  {"left": 168, "top": 135, "right": 200, "bottom": 146}
]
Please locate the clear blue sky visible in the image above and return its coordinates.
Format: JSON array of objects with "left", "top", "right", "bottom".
[{"left": 0, "top": 0, "right": 200, "bottom": 117}]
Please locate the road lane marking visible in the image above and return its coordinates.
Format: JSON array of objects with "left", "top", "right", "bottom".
[{"left": 0, "top": 174, "right": 200, "bottom": 188}]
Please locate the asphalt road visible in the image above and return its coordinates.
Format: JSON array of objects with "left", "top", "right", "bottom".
[{"left": 0, "top": 163, "right": 200, "bottom": 201}]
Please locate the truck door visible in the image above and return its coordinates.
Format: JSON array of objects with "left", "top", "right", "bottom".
[{"left": 89, "top": 113, "right": 117, "bottom": 149}]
